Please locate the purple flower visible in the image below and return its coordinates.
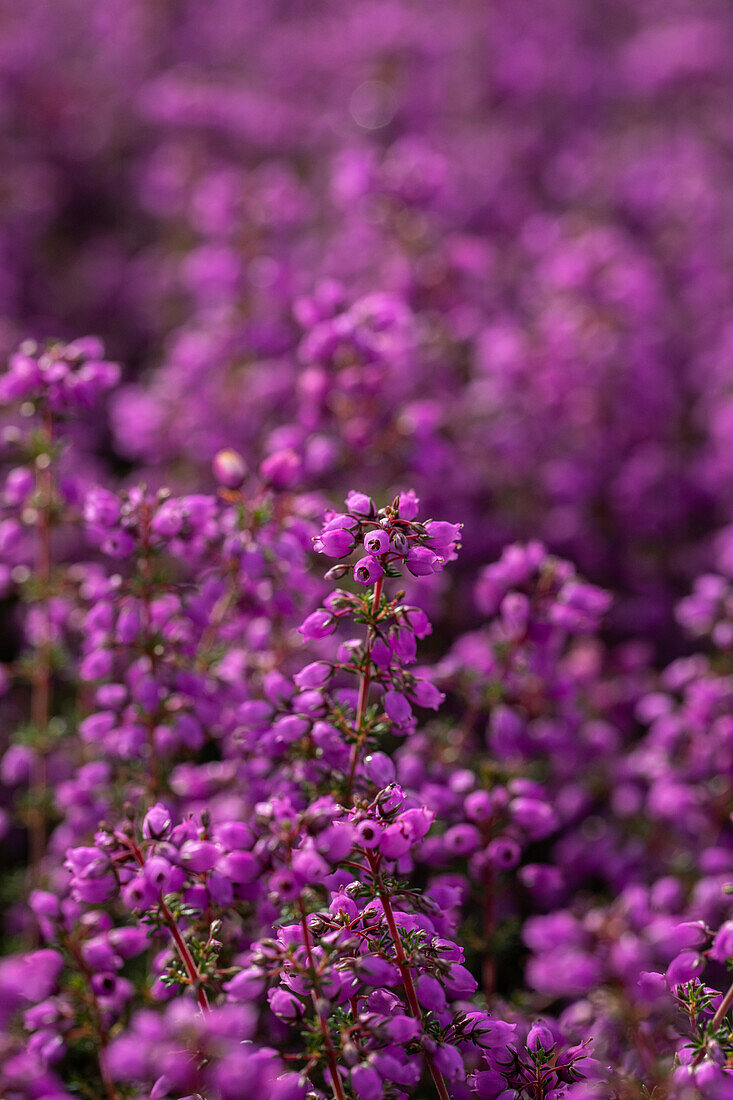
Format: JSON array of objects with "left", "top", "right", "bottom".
[
  {"left": 711, "top": 921, "right": 733, "bottom": 963},
  {"left": 384, "top": 690, "right": 413, "bottom": 726},
  {"left": 444, "top": 963, "right": 478, "bottom": 998},
  {"left": 1, "top": 744, "right": 35, "bottom": 785},
  {"left": 299, "top": 610, "right": 336, "bottom": 638},
  {"left": 122, "top": 876, "right": 158, "bottom": 911},
  {"left": 380, "top": 823, "right": 412, "bottom": 860},
  {"left": 385, "top": 1015, "right": 420, "bottom": 1043},
  {"left": 363, "top": 528, "right": 390, "bottom": 555},
  {"left": 363, "top": 752, "right": 396, "bottom": 786},
  {"left": 268, "top": 988, "right": 303, "bottom": 1020},
  {"left": 84, "top": 487, "right": 121, "bottom": 529},
  {"left": 356, "top": 820, "right": 383, "bottom": 849},
  {"left": 345, "top": 491, "right": 375, "bottom": 516},
  {"left": 527, "top": 1021, "right": 555, "bottom": 1052},
  {"left": 4, "top": 466, "right": 33, "bottom": 506},
  {"left": 666, "top": 951, "right": 704, "bottom": 986},
  {"left": 225, "top": 968, "right": 266, "bottom": 1000},
  {"left": 409, "top": 678, "right": 445, "bottom": 710},
  {"left": 180, "top": 840, "right": 219, "bottom": 873},
  {"left": 406, "top": 545, "right": 441, "bottom": 577},
  {"left": 509, "top": 797, "right": 558, "bottom": 840},
  {"left": 260, "top": 448, "right": 301, "bottom": 488},
  {"left": 354, "top": 555, "right": 384, "bottom": 585},
  {"left": 433, "top": 1043, "right": 464, "bottom": 1080},
  {"left": 351, "top": 1064, "right": 383, "bottom": 1100},
  {"left": 415, "top": 974, "right": 447, "bottom": 1013},
  {"left": 472, "top": 1070, "right": 509, "bottom": 1099},
  {"left": 217, "top": 851, "right": 259, "bottom": 884},
  {"left": 398, "top": 491, "right": 419, "bottom": 520},
  {"left": 270, "top": 870, "right": 300, "bottom": 902},
  {"left": 320, "top": 527, "right": 356, "bottom": 557},
  {"left": 425, "top": 520, "right": 462, "bottom": 556},
  {"left": 143, "top": 803, "right": 172, "bottom": 840},
  {"left": 355, "top": 956, "right": 398, "bottom": 986}
]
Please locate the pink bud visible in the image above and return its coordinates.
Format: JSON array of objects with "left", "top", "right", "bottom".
[{"left": 213, "top": 448, "right": 247, "bottom": 489}]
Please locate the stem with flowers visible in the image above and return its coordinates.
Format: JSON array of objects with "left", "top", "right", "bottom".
[
  {"left": 123, "top": 833, "right": 211, "bottom": 1013},
  {"left": 298, "top": 901, "right": 347, "bottom": 1100},
  {"left": 366, "top": 849, "right": 453, "bottom": 1100},
  {"left": 345, "top": 573, "right": 384, "bottom": 802},
  {"left": 302, "top": 491, "right": 462, "bottom": 1098}
]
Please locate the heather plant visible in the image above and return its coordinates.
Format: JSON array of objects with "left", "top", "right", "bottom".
[
  {"left": 5, "top": 3, "right": 733, "bottom": 1099},
  {"left": 0, "top": 485, "right": 493, "bottom": 1099},
  {"left": 2, "top": 381, "right": 733, "bottom": 1097},
  {"left": 1, "top": 356, "right": 730, "bottom": 1095}
]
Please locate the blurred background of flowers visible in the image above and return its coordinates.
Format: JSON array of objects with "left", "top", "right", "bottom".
[{"left": 2, "top": 0, "right": 733, "bottom": 636}]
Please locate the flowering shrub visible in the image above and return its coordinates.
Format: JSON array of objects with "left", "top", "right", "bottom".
[{"left": 3, "top": 4, "right": 733, "bottom": 1099}]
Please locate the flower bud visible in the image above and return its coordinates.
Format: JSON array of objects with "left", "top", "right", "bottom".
[
  {"left": 527, "top": 1021, "right": 555, "bottom": 1052},
  {"left": 142, "top": 803, "right": 172, "bottom": 840},
  {"left": 320, "top": 527, "right": 356, "bottom": 557},
  {"left": 384, "top": 690, "right": 413, "bottom": 727},
  {"left": 212, "top": 448, "right": 247, "bottom": 489},
  {"left": 345, "top": 491, "right": 375, "bottom": 516},
  {"left": 415, "top": 974, "right": 447, "bottom": 1013},
  {"left": 299, "top": 609, "right": 336, "bottom": 638}
]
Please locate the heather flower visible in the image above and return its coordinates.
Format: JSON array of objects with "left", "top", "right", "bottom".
[
  {"left": 527, "top": 1021, "right": 555, "bottom": 1052},
  {"left": 354, "top": 554, "right": 384, "bottom": 585},
  {"left": 364, "top": 528, "right": 390, "bottom": 555},
  {"left": 345, "top": 491, "right": 374, "bottom": 516},
  {"left": 299, "top": 609, "right": 336, "bottom": 638},
  {"left": 321, "top": 527, "right": 356, "bottom": 557},
  {"left": 143, "top": 804, "right": 172, "bottom": 840},
  {"left": 384, "top": 690, "right": 413, "bottom": 727},
  {"left": 406, "top": 545, "right": 441, "bottom": 576},
  {"left": 710, "top": 922, "right": 733, "bottom": 963}
]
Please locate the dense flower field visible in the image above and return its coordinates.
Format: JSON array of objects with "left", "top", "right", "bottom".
[{"left": 2, "top": 1, "right": 733, "bottom": 1097}]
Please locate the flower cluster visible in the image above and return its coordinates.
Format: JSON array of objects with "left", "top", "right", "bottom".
[
  {"left": 0, "top": 412, "right": 732, "bottom": 1098},
  {"left": 313, "top": 489, "right": 461, "bottom": 587},
  {"left": 0, "top": 339, "right": 120, "bottom": 413}
]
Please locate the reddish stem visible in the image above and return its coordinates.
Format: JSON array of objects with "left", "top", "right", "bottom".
[
  {"left": 299, "top": 904, "right": 346, "bottom": 1100},
  {"left": 159, "top": 896, "right": 210, "bottom": 1013},
  {"left": 692, "top": 980, "right": 733, "bottom": 1066},
  {"left": 345, "top": 574, "right": 384, "bottom": 801},
  {"left": 127, "top": 839, "right": 209, "bottom": 1012},
  {"left": 367, "top": 853, "right": 451, "bottom": 1100}
]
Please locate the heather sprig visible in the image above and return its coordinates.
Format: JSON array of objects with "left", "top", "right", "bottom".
[{"left": 300, "top": 489, "right": 458, "bottom": 801}]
